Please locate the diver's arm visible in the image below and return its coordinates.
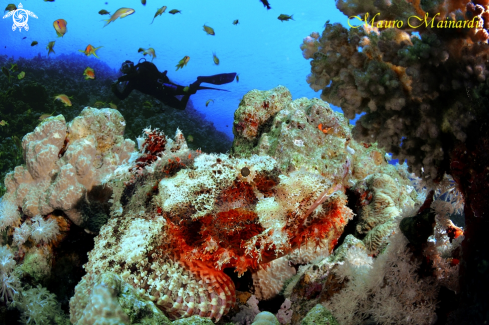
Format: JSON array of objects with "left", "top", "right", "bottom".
[
  {"left": 117, "top": 74, "right": 133, "bottom": 82},
  {"left": 112, "top": 81, "right": 134, "bottom": 100}
]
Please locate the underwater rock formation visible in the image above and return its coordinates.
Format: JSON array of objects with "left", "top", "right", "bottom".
[
  {"left": 303, "top": 0, "right": 489, "bottom": 321},
  {"left": 69, "top": 86, "right": 420, "bottom": 322},
  {"left": 0, "top": 54, "right": 233, "bottom": 201},
  {"left": 1, "top": 87, "right": 424, "bottom": 323},
  {"left": 2, "top": 107, "right": 135, "bottom": 228}
]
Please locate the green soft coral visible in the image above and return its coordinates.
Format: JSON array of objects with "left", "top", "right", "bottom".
[
  {"left": 20, "top": 249, "right": 52, "bottom": 283},
  {"left": 12, "top": 285, "right": 69, "bottom": 325}
]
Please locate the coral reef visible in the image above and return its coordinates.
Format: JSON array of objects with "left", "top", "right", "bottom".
[
  {"left": 301, "top": 1, "right": 489, "bottom": 185},
  {"left": 303, "top": 1, "right": 489, "bottom": 321},
  {"left": 284, "top": 231, "right": 440, "bottom": 324},
  {"left": 3, "top": 108, "right": 135, "bottom": 227},
  {"left": 1, "top": 87, "right": 429, "bottom": 324},
  {"left": 0, "top": 53, "right": 233, "bottom": 196},
  {"left": 251, "top": 311, "right": 280, "bottom": 325},
  {"left": 301, "top": 304, "right": 338, "bottom": 325}
]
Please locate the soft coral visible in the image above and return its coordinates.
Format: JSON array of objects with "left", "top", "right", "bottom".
[
  {"left": 30, "top": 215, "right": 60, "bottom": 244},
  {"left": 0, "top": 246, "right": 20, "bottom": 305}
]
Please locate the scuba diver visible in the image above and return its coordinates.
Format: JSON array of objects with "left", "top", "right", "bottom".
[{"left": 111, "top": 59, "right": 236, "bottom": 110}]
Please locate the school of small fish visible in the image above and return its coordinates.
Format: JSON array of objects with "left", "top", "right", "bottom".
[{"left": 1, "top": 0, "right": 292, "bottom": 112}]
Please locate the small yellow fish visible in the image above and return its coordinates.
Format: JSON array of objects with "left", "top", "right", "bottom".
[
  {"left": 4, "top": 4, "right": 16, "bottom": 12},
  {"left": 236, "top": 74, "right": 239, "bottom": 82},
  {"left": 212, "top": 52, "right": 219, "bottom": 65},
  {"left": 205, "top": 99, "right": 214, "bottom": 107},
  {"left": 9, "top": 63, "right": 18, "bottom": 72},
  {"left": 104, "top": 8, "right": 135, "bottom": 27},
  {"left": 93, "top": 101, "right": 105, "bottom": 108},
  {"left": 31, "top": 41, "right": 38, "bottom": 46},
  {"left": 151, "top": 5, "right": 167, "bottom": 24},
  {"left": 98, "top": 9, "right": 110, "bottom": 15},
  {"left": 169, "top": 9, "right": 181, "bottom": 14},
  {"left": 203, "top": 24, "right": 215, "bottom": 36},
  {"left": 83, "top": 67, "right": 95, "bottom": 79},
  {"left": 17, "top": 71, "right": 25, "bottom": 80},
  {"left": 176, "top": 56, "right": 190, "bottom": 71},
  {"left": 54, "top": 94, "right": 72, "bottom": 107},
  {"left": 0, "top": 120, "right": 8, "bottom": 126},
  {"left": 53, "top": 19, "right": 67, "bottom": 37},
  {"left": 46, "top": 41, "right": 56, "bottom": 56},
  {"left": 187, "top": 135, "right": 194, "bottom": 142},
  {"left": 109, "top": 102, "right": 117, "bottom": 109},
  {"left": 143, "top": 101, "right": 152, "bottom": 108},
  {"left": 78, "top": 44, "right": 103, "bottom": 58},
  {"left": 139, "top": 47, "right": 156, "bottom": 61},
  {"left": 277, "top": 14, "right": 294, "bottom": 22},
  {"left": 39, "top": 111, "right": 55, "bottom": 121},
  {"left": 233, "top": 19, "right": 239, "bottom": 25}
]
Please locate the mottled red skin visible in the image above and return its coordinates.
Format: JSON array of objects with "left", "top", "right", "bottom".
[
  {"left": 131, "top": 130, "right": 167, "bottom": 172},
  {"left": 252, "top": 172, "right": 278, "bottom": 197},
  {"left": 216, "top": 180, "right": 258, "bottom": 207},
  {"left": 167, "top": 208, "right": 267, "bottom": 276},
  {"left": 164, "top": 179, "right": 348, "bottom": 279},
  {"left": 284, "top": 195, "right": 348, "bottom": 253}
]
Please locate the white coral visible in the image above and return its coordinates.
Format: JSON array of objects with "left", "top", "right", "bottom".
[
  {"left": 322, "top": 225, "right": 439, "bottom": 325},
  {"left": 3, "top": 109, "right": 136, "bottom": 227},
  {"left": 0, "top": 246, "right": 20, "bottom": 305},
  {"left": 0, "top": 246, "right": 15, "bottom": 274},
  {"left": 0, "top": 270, "right": 21, "bottom": 304},
  {"left": 13, "top": 223, "right": 31, "bottom": 246},
  {"left": 0, "top": 198, "right": 20, "bottom": 231},
  {"left": 30, "top": 215, "right": 60, "bottom": 244},
  {"left": 252, "top": 257, "right": 296, "bottom": 300}
]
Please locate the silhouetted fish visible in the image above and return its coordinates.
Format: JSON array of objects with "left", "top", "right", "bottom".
[{"left": 259, "top": 0, "right": 271, "bottom": 10}]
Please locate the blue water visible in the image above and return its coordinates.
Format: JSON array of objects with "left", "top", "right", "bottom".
[{"left": 1, "top": 0, "right": 349, "bottom": 139}]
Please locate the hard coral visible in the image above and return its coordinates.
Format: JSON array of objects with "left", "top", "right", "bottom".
[
  {"left": 3, "top": 108, "right": 136, "bottom": 227},
  {"left": 232, "top": 86, "right": 292, "bottom": 155},
  {"left": 303, "top": 1, "right": 489, "bottom": 185}
]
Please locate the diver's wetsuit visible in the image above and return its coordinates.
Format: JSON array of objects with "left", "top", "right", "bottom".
[{"left": 111, "top": 60, "right": 198, "bottom": 110}]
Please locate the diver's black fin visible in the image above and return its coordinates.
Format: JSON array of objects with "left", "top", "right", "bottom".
[
  {"left": 197, "top": 85, "right": 230, "bottom": 92},
  {"left": 197, "top": 73, "right": 237, "bottom": 85}
]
